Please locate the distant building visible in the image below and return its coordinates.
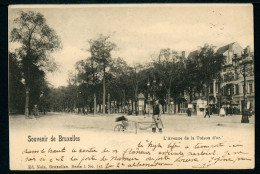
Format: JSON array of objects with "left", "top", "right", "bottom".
[
  {"left": 186, "top": 42, "right": 254, "bottom": 114},
  {"left": 216, "top": 42, "right": 244, "bottom": 64},
  {"left": 218, "top": 43, "right": 254, "bottom": 113}
]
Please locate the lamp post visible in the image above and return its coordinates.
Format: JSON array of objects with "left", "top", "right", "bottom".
[
  {"left": 232, "top": 49, "right": 253, "bottom": 123},
  {"left": 21, "top": 78, "right": 30, "bottom": 118},
  {"left": 147, "top": 77, "right": 162, "bottom": 116},
  {"left": 39, "top": 91, "right": 45, "bottom": 114},
  {"left": 63, "top": 93, "right": 65, "bottom": 112},
  {"left": 78, "top": 91, "right": 81, "bottom": 108},
  {"left": 25, "top": 88, "right": 30, "bottom": 118}
]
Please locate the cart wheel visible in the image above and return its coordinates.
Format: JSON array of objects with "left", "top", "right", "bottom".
[{"left": 114, "top": 124, "right": 125, "bottom": 132}]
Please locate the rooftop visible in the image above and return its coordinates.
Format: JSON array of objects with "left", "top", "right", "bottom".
[{"left": 216, "top": 42, "right": 235, "bottom": 55}]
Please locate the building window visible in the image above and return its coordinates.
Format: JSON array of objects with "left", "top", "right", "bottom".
[
  {"left": 249, "top": 84, "right": 253, "bottom": 93},
  {"left": 210, "top": 83, "right": 213, "bottom": 94},
  {"left": 222, "top": 86, "right": 225, "bottom": 95},
  {"left": 216, "top": 83, "right": 219, "bottom": 93},
  {"left": 234, "top": 73, "right": 238, "bottom": 80},
  {"left": 248, "top": 100, "right": 253, "bottom": 110},
  {"left": 231, "top": 84, "right": 234, "bottom": 95},
  {"left": 236, "top": 84, "right": 239, "bottom": 95}
]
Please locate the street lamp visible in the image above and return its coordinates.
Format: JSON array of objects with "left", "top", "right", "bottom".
[
  {"left": 148, "top": 77, "right": 162, "bottom": 100},
  {"left": 25, "top": 88, "right": 30, "bottom": 118},
  {"left": 232, "top": 49, "right": 253, "bottom": 123},
  {"left": 21, "top": 78, "right": 30, "bottom": 118},
  {"left": 40, "top": 91, "right": 45, "bottom": 114},
  {"left": 147, "top": 77, "right": 163, "bottom": 116}
]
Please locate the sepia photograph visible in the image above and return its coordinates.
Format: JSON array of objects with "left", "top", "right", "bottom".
[{"left": 8, "top": 4, "right": 254, "bottom": 170}]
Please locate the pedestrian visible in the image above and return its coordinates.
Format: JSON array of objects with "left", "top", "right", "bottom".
[
  {"left": 32, "top": 105, "right": 39, "bottom": 117},
  {"left": 84, "top": 107, "right": 88, "bottom": 115},
  {"left": 226, "top": 106, "right": 230, "bottom": 116},
  {"left": 215, "top": 106, "right": 219, "bottom": 114},
  {"left": 80, "top": 107, "right": 83, "bottom": 114},
  {"left": 152, "top": 99, "right": 163, "bottom": 133},
  {"left": 220, "top": 107, "right": 226, "bottom": 117},
  {"left": 204, "top": 106, "right": 210, "bottom": 118},
  {"left": 187, "top": 108, "right": 191, "bottom": 116}
]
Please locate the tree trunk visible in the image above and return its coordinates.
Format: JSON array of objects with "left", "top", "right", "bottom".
[
  {"left": 131, "top": 100, "right": 133, "bottom": 113},
  {"left": 119, "top": 100, "right": 121, "bottom": 113},
  {"left": 94, "top": 93, "right": 96, "bottom": 115},
  {"left": 117, "top": 101, "right": 119, "bottom": 113},
  {"left": 134, "top": 100, "right": 137, "bottom": 115},
  {"left": 206, "top": 83, "right": 209, "bottom": 105},
  {"left": 135, "top": 84, "right": 138, "bottom": 115},
  {"left": 113, "top": 101, "right": 116, "bottom": 113},
  {"left": 123, "top": 90, "right": 126, "bottom": 114},
  {"left": 167, "top": 89, "right": 170, "bottom": 114},
  {"left": 120, "top": 100, "right": 122, "bottom": 113},
  {"left": 189, "top": 87, "right": 193, "bottom": 104},
  {"left": 174, "top": 99, "right": 177, "bottom": 114},
  {"left": 103, "top": 66, "right": 106, "bottom": 115},
  {"left": 25, "top": 87, "right": 29, "bottom": 117},
  {"left": 108, "top": 93, "right": 110, "bottom": 114},
  {"left": 25, "top": 36, "right": 32, "bottom": 117}
]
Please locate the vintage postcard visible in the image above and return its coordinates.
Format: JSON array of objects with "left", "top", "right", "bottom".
[{"left": 9, "top": 4, "right": 254, "bottom": 170}]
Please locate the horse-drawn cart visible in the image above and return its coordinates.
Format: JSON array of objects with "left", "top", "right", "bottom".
[{"left": 114, "top": 116, "right": 159, "bottom": 134}]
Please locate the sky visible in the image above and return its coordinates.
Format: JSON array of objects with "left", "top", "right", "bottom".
[{"left": 8, "top": 4, "right": 254, "bottom": 88}]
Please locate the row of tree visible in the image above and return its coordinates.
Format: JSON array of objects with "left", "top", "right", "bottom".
[
  {"left": 50, "top": 36, "right": 225, "bottom": 115},
  {"left": 9, "top": 11, "right": 225, "bottom": 115}
]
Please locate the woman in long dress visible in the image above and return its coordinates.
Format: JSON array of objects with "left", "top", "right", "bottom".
[{"left": 220, "top": 107, "right": 226, "bottom": 117}]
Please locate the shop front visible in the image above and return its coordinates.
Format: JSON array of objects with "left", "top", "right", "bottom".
[{"left": 191, "top": 99, "right": 207, "bottom": 116}]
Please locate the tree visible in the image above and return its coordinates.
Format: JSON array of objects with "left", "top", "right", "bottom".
[
  {"left": 75, "top": 57, "right": 102, "bottom": 114},
  {"left": 9, "top": 52, "right": 25, "bottom": 114},
  {"left": 154, "top": 49, "right": 173, "bottom": 113},
  {"left": 10, "top": 11, "right": 61, "bottom": 116},
  {"left": 129, "top": 63, "right": 144, "bottom": 115},
  {"left": 152, "top": 49, "right": 188, "bottom": 113},
  {"left": 88, "top": 34, "right": 116, "bottom": 114},
  {"left": 108, "top": 57, "right": 132, "bottom": 114},
  {"left": 188, "top": 45, "right": 225, "bottom": 104}
]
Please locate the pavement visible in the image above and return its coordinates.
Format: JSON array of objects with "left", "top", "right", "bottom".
[{"left": 9, "top": 112, "right": 255, "bottom": 134}]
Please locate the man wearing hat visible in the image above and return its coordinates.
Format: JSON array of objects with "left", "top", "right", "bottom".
[
  {"left": 204, "top": 105, "right": 210, "bottom": 118},
  {"left": 152, "top": 99, "right": 163, "bottom": 133}
]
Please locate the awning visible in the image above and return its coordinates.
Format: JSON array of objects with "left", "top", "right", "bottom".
[
  {"left": 221, "top": 101, "right": 238, "bottom": 106},
  {"left": 191, "top": 100, "right": 197, "bottom": 104},
  {"left": 230, "top": 101, "right": 238, "bottom": 105},
  {"left": 178, "top": 97, "right": 187, "bottom": 102},
  {"left": 191, "top": 99, "right": 207, "bottom": 104}
]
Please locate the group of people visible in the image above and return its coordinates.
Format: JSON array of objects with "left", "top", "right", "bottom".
[
  {"left": 219, "top": 106, "right": 241, "bottom": 116},
  {"left": 31, "top": 104, "right": 47, "bottom": 116},
  {"left": 70, "top": 107, "right": 88, "bottom": 114},
  {"left": 63, "top": 107, "right": 89, "bottom": 115},
  {"left": 204, "top": 105, "right": 241, "bottom": 118}
]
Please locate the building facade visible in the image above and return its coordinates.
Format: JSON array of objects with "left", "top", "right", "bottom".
[
  {"left": 187, "top": 42, "right": 254, "bottom": 114},
  {"left": 217, "top": 43, "right": 254, "bottom": 113}
]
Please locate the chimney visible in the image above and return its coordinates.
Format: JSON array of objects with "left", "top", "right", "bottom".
[
  {"left": 182, "top": 51, "right": 185, "bottom": 58},
  {"left": 197, "top": 46, "right": 202, "bottom": 55},
  {"left": 212, "top": 46, "right": 217, "bottom": 53},
  {"left": 229, "top": 43, "right": 233, "bottom": 52},
  {"left": 246, "top": 45, "right": 250, "bottom": 54}
]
